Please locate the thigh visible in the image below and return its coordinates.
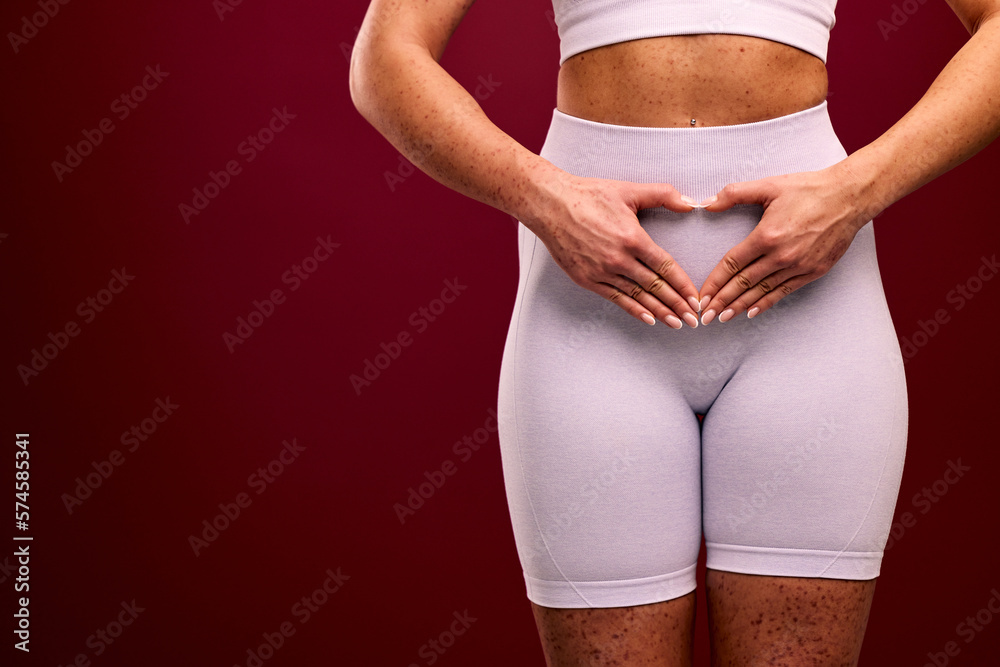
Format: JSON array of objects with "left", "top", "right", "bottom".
[
  {"left": 706, "top": 570, "right": 876, "bottom": 666},
  {"left": 532, "top": 594, "right": 697, "bottom": 667},
  {"left": 497, "top": 229, "right": 704, "bottom": 609},
  {"left": 700, "top": 224, "right": 906, "bottom": 663},
  {"left": 702, "top": 223, "right": 909, "bottom": 579}
]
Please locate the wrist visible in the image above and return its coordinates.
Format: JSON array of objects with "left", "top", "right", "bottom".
[
  {"left": 505, "top": 153, "right": 575, "bottom": 235},
  {"left": 826, "top": 148, "right": 894, "bottom": 226}
]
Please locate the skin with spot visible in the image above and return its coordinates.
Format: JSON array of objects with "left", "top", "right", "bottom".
[
  {"left": 530, "top": 572, "right": 875, "bottom": 666},
  {"left": 351, "top": 0, "right": 1000, "bottom": 662},
  {"left": 557, "top": 34, "right": 828, "bottom": 128},
  {"left": 351, "top": 0, "right": 1000, "bottom": 327},
  {"left": 531, "top": 592, "right": 696, "bottom": 666},
  {"left": 705, "top": 572, "right": 876, "bottom": 667},
  {"left": 534, "top": 33, "right": 877, "bottom": 667}
]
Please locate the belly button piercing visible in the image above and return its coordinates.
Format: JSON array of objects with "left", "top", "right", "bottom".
[{"left": 690, "top": 118, "right": 696, "bottom": 126}]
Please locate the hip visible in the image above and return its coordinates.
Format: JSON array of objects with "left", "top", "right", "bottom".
[
  {"left": 527, "top": 100, "right": 884, "bottom": 298},
  {"left": 506, "top": 101, "right": 903, "bottom": 375}
]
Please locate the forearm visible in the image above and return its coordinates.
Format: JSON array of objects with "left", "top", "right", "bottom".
[
  {"left": 349, "top": 40, "right": 564, "bottom": 231},
  {"left": 834, "top": 13, "right": 1000, "bottom": 220}
]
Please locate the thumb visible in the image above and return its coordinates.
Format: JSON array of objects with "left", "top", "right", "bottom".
[
  {"left": 624, "top": 182, "right": 694, "bottom": 214},
  {"left": 700, "top": 179, "right": 775, "bottom": 211}
]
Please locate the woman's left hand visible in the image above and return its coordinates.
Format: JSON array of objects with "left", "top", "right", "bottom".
[{"left": 696, "top": 164, "right": 875, "bottom": 324}]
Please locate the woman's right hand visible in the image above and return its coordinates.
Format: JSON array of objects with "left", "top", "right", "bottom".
[{"left": 527, "top": 173, "right": 703, "bottom": 329}]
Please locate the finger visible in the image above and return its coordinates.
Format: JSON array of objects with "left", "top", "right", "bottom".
[
  {"left": 620, "top": 265, "right": 700, "bottom": 328},
  {"left": 713, "top": 265, "right": 803, "bottom": 322},
  {"left": 634, "top": 241, "right": 702, "bottom": 317},
  {"left": 625, "top": 181, "right": 697, "bottom": 214},
  {"left": 741, "top": 273, "right": 814, "bottom": 319},
  {"left": 593, "top": 281, "right": 682, "bottom": 328},
  {"left": 700, "top": 179, "right": 777, "bottom": 212},
  {"left": 604, "top": 275, "right": 686, "bottom": 329},
  {"left": 704, "top": 245, "right": 802, "bottom": 319},
  {"left": 698, "top": 242, "right": 766, "bottom": 325}
]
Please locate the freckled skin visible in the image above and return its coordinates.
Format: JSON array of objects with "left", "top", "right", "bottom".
[
  {"left": 558, "top": 35, "right": 828, "bottom": 128},
  {"left": 536, "top": 45, "right": 863, "bottom": 667},
  {"left": 531, "top": 592, "right": 696, "bottom": 666},
  {"left": 356, "top": 12, "right": 886, "bottom": 663},
  {"left": 531, "top": 572, "right": 874, "bottom": 666},
  {"left": 534, "top": 38, "right": 864, "bottom": 662},
  {"left": 706, "top": 571, "right": 876, "bottom": 667}
]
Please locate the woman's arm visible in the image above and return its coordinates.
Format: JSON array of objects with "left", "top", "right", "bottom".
[
  {"left": 696, "top": 0, "right": 1000, "bottom": 324},
  {"left": 349, "top": 0, "right": 558, "bottom": 229},
  {"left": 349, "top": 0, "right": 704, "bottom": 328},
  {"left": 837, "top": 0, "right": 1000, "bottom": 220}
]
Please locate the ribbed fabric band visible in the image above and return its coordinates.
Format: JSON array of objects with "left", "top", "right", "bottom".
[
  {"left": 552, "top": 0, "right": 837, "bottom": 65},
  {"left": 541, "top": 99, "right": 843, "bottom": 206}
]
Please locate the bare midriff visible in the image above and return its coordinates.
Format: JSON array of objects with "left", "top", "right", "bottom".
[{"left": 556, "top": 34, "right": 828, "bottom": 128}]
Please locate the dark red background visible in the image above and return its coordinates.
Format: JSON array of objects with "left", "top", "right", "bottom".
[{"left": 2, "top": 0, "right": 998, "bottom": 665}]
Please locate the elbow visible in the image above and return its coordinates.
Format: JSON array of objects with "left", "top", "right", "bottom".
[
  {"left": 348, "top": 46, "right": 370, "bottom": 117},
  {"left": 349, "top": 33, "right": 388, "bottom": 121},
  {"left": 349, "top": 38, "right": 425, "bottom": 123},
  {"left": 349, "top": 40, "right": 397, "bottom": 123}
]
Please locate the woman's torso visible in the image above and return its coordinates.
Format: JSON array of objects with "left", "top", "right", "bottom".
[{"left": 557, "top": 35, "right": 828, "bottom": 128}]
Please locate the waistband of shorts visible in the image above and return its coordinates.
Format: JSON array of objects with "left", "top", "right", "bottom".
[
  {"left": 549, "top": 98, "right": 831, "bottom": 144},
  {"left": 541, "top": 100, "right": 842, "bottom": 199}
]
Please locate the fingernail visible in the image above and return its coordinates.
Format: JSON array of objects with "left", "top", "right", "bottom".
[
  {"left": 700, "top": 195, "right": 718, "bottom": 206},
  {"left": 747, "top": 306, "right": 760, "bottom": 318},
  {"left": 641, "top": 312, "right": 656, "bottom": 326},
  {"left": 665, "top": 314, "right": 683, "bottom": 329},
  {"left": 699, "top": 295, "right": 710, "bottom": 311},
  {"left": 682, "top": 312, "right": 699, "bottom": 328},
  {"left": 719, "top": 308, "right": 735, "bottom": 323},
  {"left": 687, "top": 296, "right": 701, "bottom": 312},
  {"left": 680, "top": 195, "right": 698, "bottom": 207},
  {"left": 701, "top": 308, "right": 716, "bottom": 325}
]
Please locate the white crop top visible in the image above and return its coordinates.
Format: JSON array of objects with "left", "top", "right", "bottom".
[{"left": 551, "top": 0, "right": 838, "bottom": 65}]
